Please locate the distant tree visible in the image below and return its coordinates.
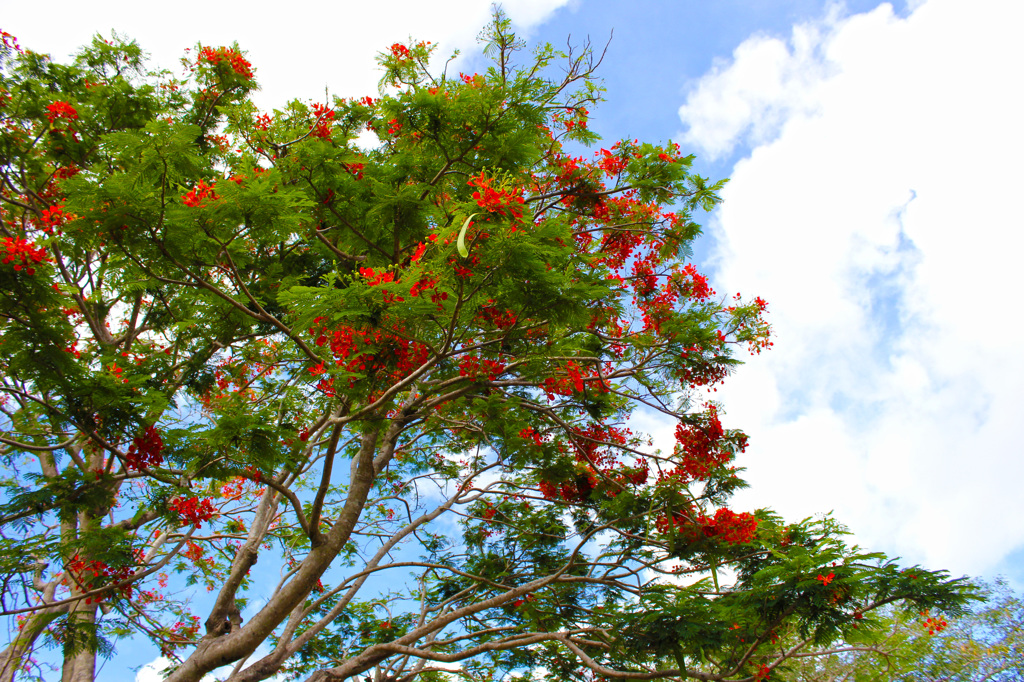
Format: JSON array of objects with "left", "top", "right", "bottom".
[
  {"left": 780, "top": 578, "right": 1023, "bottom": 681},
  {"left": 0, "top": 15, "right": 972, "bottom": 682}
]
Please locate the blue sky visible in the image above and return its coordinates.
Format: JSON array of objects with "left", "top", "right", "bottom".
[{"left": 5, "top": 0, "right": 1023, "bottom": 678}]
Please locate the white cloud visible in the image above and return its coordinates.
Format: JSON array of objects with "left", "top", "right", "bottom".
[
  {"left": 3, "top": 0, "right": 573, "bottom": 112},
  {"left": 676, "top": 10, "right": 839, "bottom": 161},
  {"left": 136, "top": 657, "right": 229, "bottom": 682},
  {"left": 679, "top": 0, "right": 1024, "bottom": 577},
  {"left": 136, "top": 656, "right": 171, "bottom": 682}
]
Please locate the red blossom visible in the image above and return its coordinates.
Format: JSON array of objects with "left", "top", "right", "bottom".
[
  {"left": 306, "top": 319, "right": 431, "bottom": 392},
  {"left": 467, "top": 173, "right": 524, "bottom": 220},
  {"left": 169, "top": 496, "right": 217, "bottom": 528},
  {"left": 1, "top": 237, "right": 47, "bottom": 275},
  {"left": 921, "top": 610, "right": 948, "bottom": 635},
  {"left": 346, "top": 161, "right": 365, "bottom": 180},
  {"left": 39, "top": 202, "right": 73, "bottom": 233},
  {"left": 657, "top": 507, "right": 757, "bottom": 545},
  {"left": 680, "top": 263, "right": 714, "bottom": 299},
  {"left": 410, "top": 242, "right": 427, "bottom": 262},
  {"left": 311, "top": 103, "right": 335, "bottom": 139},
  {"left": 45, "top": 101, "right": 78, "bottom": 124},
  {"left": 181, "top": 180, "right": 218, "bottom": 207},
  {"left": 198, "top": 46, "right": 253, "bottom": 79},
  {"left": 126, "top": 426, "right": 163, "bottom": 471},
  {"left": 66, "top": 554, "right": 135, "bottom": 603},
  {"left": 669, "top": 407, "right": 729, "bottom": 482},
  {"left": 596, "top": 148, "right": 628, "bottom": 176},
  {"left": 458, "top": 355, "right": 506, "bottom": 381}
]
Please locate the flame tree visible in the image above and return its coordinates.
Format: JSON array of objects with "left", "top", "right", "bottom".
[{"left": 0, "top": 17, "right": 970, "bottom": 682}]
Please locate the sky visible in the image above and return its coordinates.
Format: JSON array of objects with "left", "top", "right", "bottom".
[{"left": 4, "top": 0, "right": 1023, "bottom": 678}]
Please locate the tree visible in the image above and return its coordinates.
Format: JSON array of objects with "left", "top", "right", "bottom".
[
  {"left": 781, "top": 579, "right": 1024, "bottom": 681},
  {"left": 0, "top": 16, "right": 972, "bottom": 682}
]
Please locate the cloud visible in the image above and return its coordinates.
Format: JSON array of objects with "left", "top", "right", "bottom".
[
  {"left": 3, "top": 0, "right": 574, "bottom": 112},
  {"left": 136, "top": 657, "right": 227, "bottom": 682},
  {"left": 678, "top": 0, "right": 1024, "bottom": 578}
]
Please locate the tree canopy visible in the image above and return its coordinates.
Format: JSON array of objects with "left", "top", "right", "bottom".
[
  {"left": 783, "top": 579, "right": 1023, "bottom": 681},
  {"left": 0, "top": 17, "right": 972, "bottom": 682}
]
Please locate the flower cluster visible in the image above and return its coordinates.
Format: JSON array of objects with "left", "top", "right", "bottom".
[
  {"left": 1, "top": 30, "right": 22, "bottom": 53},
  {"left": 125, "top": 425, "right": 163, "bottom": 471},
  {"left": 677, "top": 345, "right": 730, "bottom": 389},
  {"left": 198, "top": 46, "right": 253, "bottom": 79},
  {"left": 703, "top": 508, "right": 758, "bottom": 544},
  {"left": 45, "top": 101, "right": 78, "bottom": 124},
  {"left": 39, "top": 202, "right": 73, "bottom": 233},
  {"left": 475, "top": 303, "right": 517, "bottom": 330},
  {"left": 66, "top": 554, "right": 135, "bottom": 603},
  {"left": 668, "top": 407, "right": 731, "bottom": 482},
  {"left": 596, "top": 148, "right": 628, "bottom": 176},
  {"left": 1, "top": 237, "right": 47, "bottom": 275},
  {"left": 638, "top": 287, "right": 679, "bottom": 334},
  {"left": 679, "top": 263, "right": 714, "bottom": 300},
  {"left": 658, "top": 507, "right": 758, "bottom": 545},
  {"left": 169, "top": 496, "right": 217, "bottom": 528},
  {"left": 467, "top": 173, "right": 524, "bottom": 221},
  {"left": 538, "top": 424, "right": 642, "bottom": 503},
  {"left": 571, "top": 423, "right": 627, "bottom": 466},
  {"left": 409, "top": 275, "right": 447, "bottom": 309},
  {"left": 538, "top": 478, "right": 592, "bottom": 504},
  {"left": 162, "top": 615, "right": 201, "bottom": 656},
  {"left": 359, "top": 266, "right": 396, "bottom": 286},
  {"left": 53, "top": 165, "right": 80, "bottom": 181},
  {"left": 458, "top": 355, "right": 506, "bottom": 381},
  {"left": 598, "top": 229, "right": 643, "bottom": 270},
  {"left": 346, "top": 161, "right": 365, "bottom": 180},
  {"left": 359, "top": 266, "right": 405, "bottom": 303},
  {"left": 308, "top": 318, "right": 430, "bottom": 394},
  {"left": 220, "top": 475, "right": 264, "bottom": 501},
  {"left": 182, "top": 180, "right": 218, "bottom": 207},
  {"left": 921, "top": 610, "right": 948, "bottom": 635},
  {"left": 519, "top": 427, "right": 544, "bottom": 447},
  {"left": 311, "top": 103, "right": 335, "bottom": 139}
]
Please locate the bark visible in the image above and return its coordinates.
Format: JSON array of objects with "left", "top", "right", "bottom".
[
  {"left": 0, "top": 604, "right": 67, "bottom": 682},
  {"left": 165, "top": 421, "right": 400, "bottom": 682},
  {"left": 60, "top": 606, "right": 97, "bottom": 682}
]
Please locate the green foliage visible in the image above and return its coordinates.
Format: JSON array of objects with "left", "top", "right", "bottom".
[
  {"left": 0, "top": 14, "right": 971, "bottom": 682},
  {"left": 781, "top": 578, "right": 1022, "bottom": 681}
]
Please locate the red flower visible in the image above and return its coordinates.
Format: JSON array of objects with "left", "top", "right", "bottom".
[
  {"left": 40, "top": 202, "right": 74, "bottom": 233},
  {"left": 1, "top": 237, "right": 47, "bottom": 276},
  {"left": 126, "top": 426, "right": 163, "bottom": 471},
  {"left": 311, "top": 103, "right": 335, "bottom": 139},
  {"left": 680, "top": 263, "right": 714, "bottom": 299},
  {"left": 410, "top": 242, "right": 427, "bottom": 263},
  {"left": 596, "top": 148, "right": 628, "bottom": 176},
  {"left": 816, "top": 572, "right": 835, "bottom": 587},
  {"left": 45, "top": 101, "right": 78, "bottom": 124},
  {"left": 389, "top": 43, "right": 411, "bottom": 60},
  {"left": 467, "top": 173, "right": 524, "bottom": 220},
  {"left": 198, "top": 46, "right": 253, "bottom": 79},
  {"left": 181, "top": 179, "right": 218, "bottom": 207},
  {"left": 169, "top": 496, "right": 217, "bottom": 528}
]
